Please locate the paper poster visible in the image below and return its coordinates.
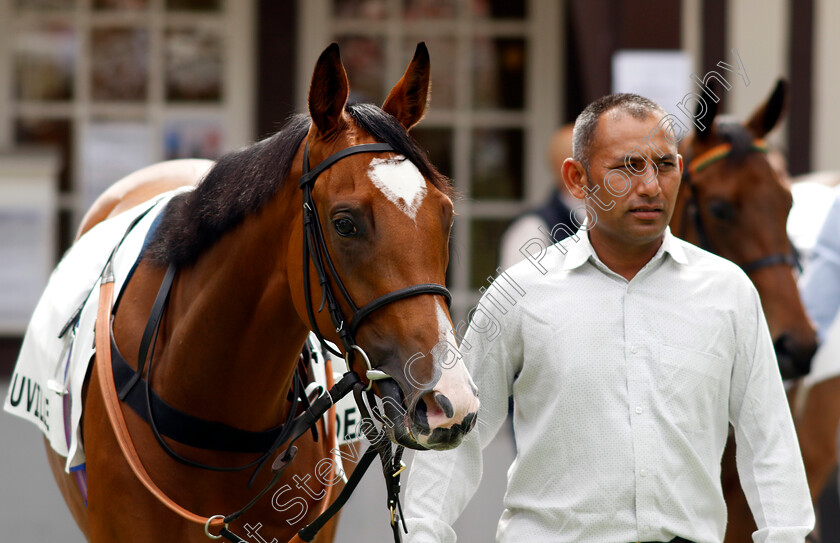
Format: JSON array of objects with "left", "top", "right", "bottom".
[
  {"left": 612, "top": 50, "right": 693, "bottom": 118},
  {"left": 0, "top": 209, "right": 52, "bottom": 332},
  {"left": 163, "top": 119, "right": 223, "bottom": 160},
  {"left": 80, "top": 121, "right": 153, "bottom": 211}
]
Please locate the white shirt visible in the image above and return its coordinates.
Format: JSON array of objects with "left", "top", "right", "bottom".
[{"left": 404, "top": 228, "right": 813, "bottom": 543}]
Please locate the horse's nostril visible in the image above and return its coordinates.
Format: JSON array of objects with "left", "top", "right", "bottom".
[
  {"left": 463, "top": 412, "right": 477, "bottom": 432},
  {"left": 434, "top": 393, "right": 454, "bottom": 418},
  {"left": 413, "top": 400, "right": 430, "bottom": 433}
]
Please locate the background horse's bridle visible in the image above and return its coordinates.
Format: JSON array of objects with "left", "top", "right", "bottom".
[
  {"left": 298, "top": 141, "right": 452, "bottom": 382},
  {"left": 680, "top": 139, "right": 801, "bottom": 274}
]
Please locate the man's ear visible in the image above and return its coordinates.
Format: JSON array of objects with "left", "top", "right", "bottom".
[{"left": 562, "top": 158, "right": 589, "bottom": 199}]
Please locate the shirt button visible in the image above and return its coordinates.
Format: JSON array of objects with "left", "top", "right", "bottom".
[
  {"left": 635, "top": 406, "right": 643, "bottom": 414},
  {"left": 640, "top": 469, "right": 648, "bottom": 477},
  {"left": 643, "top": 524, "right": 651, "bottom": 532},
  {"left": 630, "top": 346, "right": 638, "bottom": 354}
]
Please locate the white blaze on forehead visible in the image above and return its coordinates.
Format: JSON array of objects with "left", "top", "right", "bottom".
[
  {"left": 367, "top": 156, "right": 427, "bottom": 221},
  {"left": 431, "top": 302, "right": 478, "bottom": 427}
]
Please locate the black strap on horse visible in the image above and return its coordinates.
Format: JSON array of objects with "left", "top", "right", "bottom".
[{"left": 294, "top": 381, "right": 409, "bottom": 543}]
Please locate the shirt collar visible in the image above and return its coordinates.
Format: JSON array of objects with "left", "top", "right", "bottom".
[{"left": 562, "top": 226, "right": 687, "bottom": 271}]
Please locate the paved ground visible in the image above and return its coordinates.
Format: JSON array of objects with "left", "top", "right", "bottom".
[
  {"left": 1, "top": 378, "right": 84, "bottom": 542},
  {"left": 1, "top": 378, "right": 514, "bottom": 542}
]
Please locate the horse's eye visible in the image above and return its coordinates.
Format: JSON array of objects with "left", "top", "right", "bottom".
[
  {"left": 708, "top": 200, "right": 736, "bottom": 221},
  {"left": 333, "top": 218, "right": 358, "bottom": 237}
]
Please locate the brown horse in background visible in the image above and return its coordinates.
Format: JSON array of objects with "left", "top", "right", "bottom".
[
  {"left": 42, "top": 42, "right": 479, "bottom": 542},
  {"left": 670, "top": 79, "right": 825, "bottom": 542}
]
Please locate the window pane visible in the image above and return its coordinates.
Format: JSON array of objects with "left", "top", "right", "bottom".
[
  {"left": 472, "top": 37, "right": 525, "bottom": 110},
  {"left": 471, "top": 128, "right": 523, "bottom": 199},
  {"left": 94, "top": 0, "right": 148, "bottom": 9},
  {"left": 166, "top": 0, "right": 221, "bottom": 11},
  {"left": 14, "top": 25, "right": 76, "bottom": 101},
  {"left": 336, "top": 36, "right": 386, "bottom": 104},
  {"left": 165, "top": 27, "right": 223, "bottom": 102},
  {"left": 402, "top": 0, "right": 458, "bottom": 19},
  {"left": 91, "top": 27, "right": 149, "bottom": 101},
  {"left": 402, "top": 37, "right": 456, "bottom": 109},
  {"left": 470, "top": 218, "right": 510, "bottom": 289},
  {"left": 470, "top": 0, "right": 526, "bottom": 19},
  {"left": 15, "top": 118, "right": 74, "bottom": 194},
  {"left": 333, "top": 0, "right": 387, "bottom": 19},
  {"left": 411, "top": 127, "right": 453, "bottom": 179}
]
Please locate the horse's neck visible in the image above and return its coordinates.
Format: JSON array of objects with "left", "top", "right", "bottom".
[{"left": 151, "top": 183, "right": 309, "bottom": 431}]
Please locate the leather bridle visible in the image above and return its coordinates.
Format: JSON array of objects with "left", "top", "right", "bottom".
[
  {"left": 680, "top": 139, "right": 801, "bottom": 274},
  {"left": 298, "top": 141, "right": 452, "bottom": 383}
]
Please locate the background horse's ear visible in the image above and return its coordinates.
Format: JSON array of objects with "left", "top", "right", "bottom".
[
  {"left": 382, "top": 42, "right": 431, "bottom": 130},
  {"left": 745, "top": 78, "right": 789, "bottom": 138},
  {"left": 308, "top": 43, "right": 349, "bottom": 136},
  {"left": 695, "top": 81, "right": 720, "bottom": 142}
]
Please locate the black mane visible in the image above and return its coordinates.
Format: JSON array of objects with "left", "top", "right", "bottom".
[{"left": 143, "top": 104, "right": 450, "bottom": 268}]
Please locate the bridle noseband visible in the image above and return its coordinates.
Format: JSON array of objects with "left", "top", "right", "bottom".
[
  {"left": 298, "top": 141, "right": 452, "bottom": 384},
  {"left": 681, "top": 139, "right": 801, "bottom": 274}
]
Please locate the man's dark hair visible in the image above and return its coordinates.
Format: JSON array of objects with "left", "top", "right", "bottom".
[{"left": 572, "top": 93, "right": 667, "bottom": 174}]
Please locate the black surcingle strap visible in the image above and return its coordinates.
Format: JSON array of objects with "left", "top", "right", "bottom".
[{"left": 119, "top": 263, "right": 176, "bottom": 400}]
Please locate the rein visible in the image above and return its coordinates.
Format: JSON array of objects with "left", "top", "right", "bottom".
[
  {"left": 96, "top": 140, "right": 451, "bottom": 543},
  {"left": 680, "top": 139, "right": 801, "bottom": 274}
]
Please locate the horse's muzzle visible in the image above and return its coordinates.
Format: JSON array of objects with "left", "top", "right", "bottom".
[
  {"left": 374, "top": 378, "right": 478, "bottom": 451},
  {"left": 774, "top": 333, "right": 817, "bottom": 380}
]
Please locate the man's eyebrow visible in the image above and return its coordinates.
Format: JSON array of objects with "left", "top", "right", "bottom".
[{"left": 622, "top": 153, "right": 677, "bottom": 162}]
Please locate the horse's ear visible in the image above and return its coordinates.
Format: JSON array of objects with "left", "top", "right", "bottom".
[
  {"left": 695, "top": 81, "right": 719, "bottom": 142},
  {"left": 308, "top": 43, "right": 349, "bottom": 136},
  {"left": 745, "top": 79, "right": 788, "bottom": 138},
  {"left": 382, "top": 42, "right": 431, "bottom": 130}
]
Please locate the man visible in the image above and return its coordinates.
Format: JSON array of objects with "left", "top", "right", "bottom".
[
  {"left": 403, "top": 94, "right": 813, "bottom": 543},
  {"left": 800, "top": 186, "right": 840, "bottom": 340},
  {"left": 499, "top": 124, "right": 579, "bottom": 269}
]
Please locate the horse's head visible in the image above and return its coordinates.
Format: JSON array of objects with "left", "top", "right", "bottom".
[
  {"left": 287, "top": 43, "right": 479, "bottom": 451},
  {"left": 673, "top": 79, "right": 817, "bottom": 378}
]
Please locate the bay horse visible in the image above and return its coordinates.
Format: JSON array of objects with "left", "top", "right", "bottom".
[
  {"left": 669, "top": 79, "right": 820, "bottom": 542},
  {"left": 42, "top": 42, "right": 479, "bottom": 542}
]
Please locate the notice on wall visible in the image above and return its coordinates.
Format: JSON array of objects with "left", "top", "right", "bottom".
[
  {"left": 612, "top": 50, "right": 693, "bottom": 118},
  {"left": 81, "top": 121, "right": 153, "bottom": 212},
  {"left": 0, "top": 208, "right": 51, "bottom": 332}
]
